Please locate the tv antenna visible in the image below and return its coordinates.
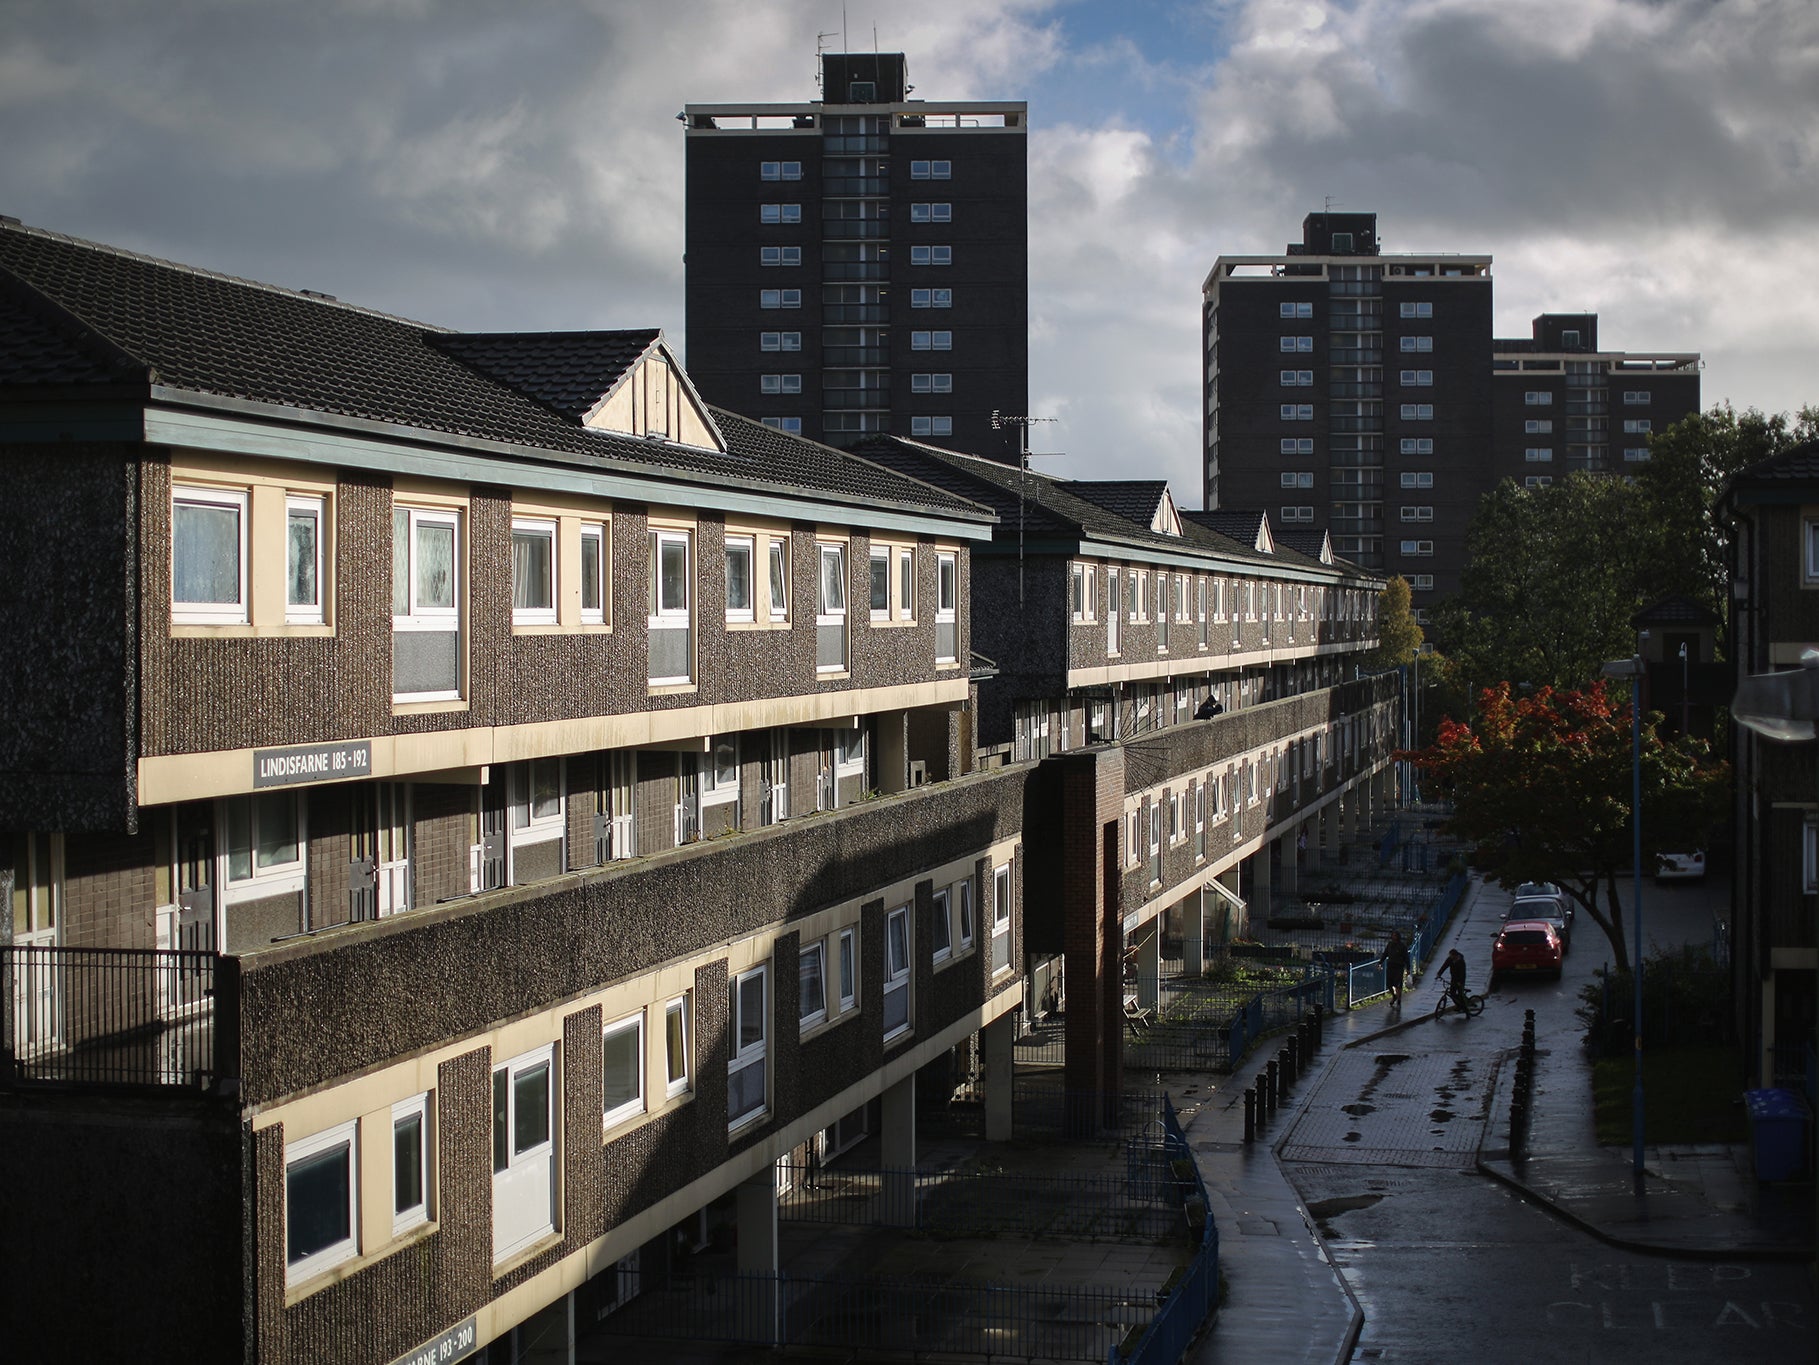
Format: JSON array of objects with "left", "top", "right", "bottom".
[{"left": 990, "top": 412, "right": 1062, "bottom": 606}]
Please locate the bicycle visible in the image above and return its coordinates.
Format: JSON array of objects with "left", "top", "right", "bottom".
[{"left": 1433, "top": 981, "right": 1486, "bottom": 1019}]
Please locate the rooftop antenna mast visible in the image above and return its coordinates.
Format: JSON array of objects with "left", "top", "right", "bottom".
[{"left": 990, "top": 412, "right": 1061, "bottom": 606}]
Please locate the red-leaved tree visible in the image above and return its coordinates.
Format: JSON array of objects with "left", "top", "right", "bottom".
[{"left": 1406, "top": 681, "right": 1729, "bottom": 966}]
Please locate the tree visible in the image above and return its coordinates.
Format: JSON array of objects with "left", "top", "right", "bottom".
[
  {"left": 1432, "top": 473, "right": 1655, "bottom": 690},
  {"left": 1362, "top": 575, "right": 1423, "bottom": 672},
  {"left": 1634, "top": 402, "right": 1819, "bottom": 625},
  {"left": 1408, "top": 680, "right": 1729, "bottom": 967}
]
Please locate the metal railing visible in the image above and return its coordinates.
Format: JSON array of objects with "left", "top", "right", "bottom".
[
  {"left": 1115, "top": 1092, "right": 1220, "bottom": 1365},
  {"left": 3, "top": 946, "right": 231, "bottom": 1088}
]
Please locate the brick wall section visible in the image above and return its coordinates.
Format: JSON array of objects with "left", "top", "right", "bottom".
[
  {"left": 60, "top": 827, "right": 159, "bottom": 949},
  {"left": 1057, "top": 747, "right": 1123, "bottom": 1117},
  {"left": 410, "top": 781, "right": 474, "bottom": 905}
]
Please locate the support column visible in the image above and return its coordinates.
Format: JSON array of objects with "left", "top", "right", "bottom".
[
  {"left": 881, "top": 1073, "right": 917, "bottom": 1225},
  {"left": 1183, "top": 887, "right": 1207, "bottom": 976},
  {"left": 1281, "top": 826, "right": 1301, "bottom": 898},
  {"left": 736, "top": 1170, "right": 781, "bottom": 1344},
  {"left": 1220, "top": 866, "right": 1244, "bottom": 939},
  {"left": 983, "top": 1013, "right": 1015, "bottom": 1142},
  {"left": 1058, "top": 747, "right": 1128, "bottom": 1135},
  {"left": 1135, "top": 922, "right": 1160, "bottom": 1012},
  {"left": 1251, "top": 846, "right": 1273, "bottom": 921},
  {"left": 1321, "top": 800, "right": 1340, "bottom": 861}
]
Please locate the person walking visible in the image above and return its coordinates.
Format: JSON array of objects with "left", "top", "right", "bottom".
[{"left": 1384, "top": 929, "right": 1410, "bottom": 1007}]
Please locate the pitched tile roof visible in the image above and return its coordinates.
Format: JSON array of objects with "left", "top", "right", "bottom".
[
  {"left": 1632, "top": 594, "right": 1719, "bottom": 628},
  {"left": 0, "top": 221, "right": 987, "bottom": 522},
  {"left": 1060, "top": 480, "right": 1170, "bottom": 529},
  {"left": 430, "top": 330, "right": 660, "bottom": 423}
]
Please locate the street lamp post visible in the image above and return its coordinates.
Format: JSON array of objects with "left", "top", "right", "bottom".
[{"left": 1601, "top": 647, "right": 1647, "bottom": 1179}]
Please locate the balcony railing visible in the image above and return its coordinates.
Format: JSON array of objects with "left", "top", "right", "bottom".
[{"left": 3, "top": 946, "right": 233, "bottom": 1089}]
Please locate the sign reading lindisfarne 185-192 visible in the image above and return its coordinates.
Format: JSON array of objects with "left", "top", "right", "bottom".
[{"left": 252, "top": 741, "right": 372, "bottom": 788}]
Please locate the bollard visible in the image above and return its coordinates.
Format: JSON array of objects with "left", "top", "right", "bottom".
[
  {"left": 1244, "top": 1087, "right": 1257, "bottom": 1143},
  {"left": 1286, "top": 1035, "right": 1300, "bottom": 1081},
  {"left": 1265, "top": 1060, "right": 1279, "bottom": 1113},
  {"left": 1299, "top": 1018, "right": 1313, "bottom": 1058}
]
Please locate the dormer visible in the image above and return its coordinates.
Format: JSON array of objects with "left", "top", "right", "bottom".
[
  {"left": 584, "top": 342, "right": 722, "bottom": 449},
  {"left": 1152, "top": 487, "right": 1183, "bottom": 537}
]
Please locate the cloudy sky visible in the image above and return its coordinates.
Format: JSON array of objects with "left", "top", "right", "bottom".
[{"left": 3, "top": 0, "right": 1814, "bottom": 499}]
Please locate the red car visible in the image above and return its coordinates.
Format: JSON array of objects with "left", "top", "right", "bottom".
[{"left": 1491, "top": 920, "right": 1563, "bottom": 985}]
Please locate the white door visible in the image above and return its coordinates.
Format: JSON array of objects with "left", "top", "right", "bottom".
[
  {"left": 375, "top": 783, "right": 411, "bottom": 916},
  {"left": 11, "top": 833, "right": 61, "bottom": 1052},
  {"left": 493, "top": 1045, "right": 557, "bottom": 1263},
  {"left": 763, "top": 732, "right": 788, "bottom": 826}
]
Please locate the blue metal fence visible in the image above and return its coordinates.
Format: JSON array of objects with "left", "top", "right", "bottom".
[
  {"left": 1225, "top": 971, "right": 1330, "bottom": 1070},
  {"left": 1324, "top": 869, "right": 1465, "bottom": 1010},
  {"left": 1115, "top": 1093, "right": 1219, "bottom": 1365}
]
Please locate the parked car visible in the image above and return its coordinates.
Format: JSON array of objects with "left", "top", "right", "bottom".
[
  {"left": 1654, "top": 850, "right": 1706, "bottom": 882},
  {"left": 1491, "top": 920, "right": 1564, "bottom": 985},
  {"left": 1513, "top": 882, "right": 1574, "bottom": 928},
  {"left": 1504, "top": 894, "right": 1572, "bottom": 951}
]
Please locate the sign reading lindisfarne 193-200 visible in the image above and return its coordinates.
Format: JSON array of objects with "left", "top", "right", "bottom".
[{"left": 252, "top": 741, "right": 372, "bottom": 788}]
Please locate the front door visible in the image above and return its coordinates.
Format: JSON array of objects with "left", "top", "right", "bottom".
[
  {"left": 479, "top": 781, "right": 508, "bottom": 891},
  {"left": 11, "top": 832, "right": 62, "bottom": 1052}
]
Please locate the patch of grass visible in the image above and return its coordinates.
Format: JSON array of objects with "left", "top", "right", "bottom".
[{"left": 1590, "top": 1044, "right": 1747, "bottom": 1145}]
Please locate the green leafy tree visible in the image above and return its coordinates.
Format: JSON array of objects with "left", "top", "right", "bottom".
[
  {"left": 1362, "top": 575, "right": 1423, "bottom": 672},
  {"left": 1409, "top": 680, "right": 1729, "bottom": 967},
  {"left": 1635, "top": 402, "right": 1819, "bottom": 622},
  {"left": 1432, "top": 473, "right": 1654, "bottom": 690}
]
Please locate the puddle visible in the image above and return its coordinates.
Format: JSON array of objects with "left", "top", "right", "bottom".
[
  {"left": 1342, "top": 1102, "right": 1376, "bottom": 1117},
  {"left": 1429, "top": 1108, "right": 1454, "bottom": 1123},
  {"left": 1343, "top": 1131, "right": 1362, "bottom": 1142}
]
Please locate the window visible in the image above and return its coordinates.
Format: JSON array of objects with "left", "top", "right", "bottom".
[
  {"left": 1280, "top": 369, "right": 1314, "bottom": 386},
  {"left": 768, "top": 538, "right": 790, "bottom": 621},
  {"left": 222, "top": 790, "right": 306, "bottom": 898},
  {"left": 492, "top": 1044, "right": 556, "bottom": 1262},
  {"left": 910, "top": 202, "right": 952, "bottom": 222},
  {"left": 911, "top": 330, "right": 952, "bottom": 351},
  {"left": 648, "top": 529, "right": 693, "bottom": 685},
  {"left": 897, "top": 548, "right": 914, "bottom": 621},
  {"left": 1623, "top": 447, "right": 1650, "bottom": 463},
  {"left": 507, "top": 759, "right": 563, "bottom": 860},
  {"left": 1106, "top": 568, "right": 1121, "bottom": 655},
  {"left": 838, "top": 927, "right": 858, "bottom": 1010},
  {"left": 991, "top": 863, "right": 1012, "bottom": 973},
  {"left": 579, "top": 523, "right": 605, "bottom": 625},
  {"left": 936, "top": 553, "right": 957, "bottom": 662},
  {"left": 760, "top": 331, "right": 802, "bottom": 351},
  {"left": 1280, "top": 506, "right": 1315, "bottom": 523},
  {"left": 285, "top": 495, "right": 324, "bottom": 624},
  {"left": 173, "top": 485, "right": 247, "bottom": 624},
  {"left": 721, "top": 536, "right": 755, "bottom": 625},
  {"left": 286, "top": 1120, "right": 359, "bottom": 1286},
  {"left": 760, "top": 203, "right": 802, "bottom": 224},
  {"left": 1400, "top": 301, "right": 1433, "bottom": 318},
  {"left": 1524, "top": 419, "right": 1554, "bottom": 434},
  {"left": 909, "top": 245, "right": 952, "bottom": 266},
  {"left": 1070, "top": 562, "right": 1094, "bottom": 621},
  {"left": 817, "top": 543, "right": 847, "bottom": 671},
  {"left": 760, "top": 373, "right": 803, "bottom": 394},
  {"left": 392, "top": 1094, "right": 431, "bottom": 1235},
  {"left": 1400, "top": 438, "right": 1433, "bottom": 455},
  {"left": 883, "top": 905, "right": 911, "bottom": 1040},
  {"left": 1524, "top": 447, "right": 1554, "bottom": 462},
  {"left": 1280, "top": 335, "right": 1314, "bottom": 352},
  {"left": 956, "top": 878, "right": 975, "bottom": 950},
  {"left": 1399, "top": 336, "right": 1433, "bottom": 352},
  {"left": 909, "top": 415, "right": 953, "bottom": 437},
  {"left": 664, "top": 995, "right": 691, "bottom": 1098},
  {"left": 602, "top": 1013, "right": 644, "bottom": 1127},
  {"left": 1805, "top": 820, "right": 1818, "bottom": 893},
  {"left": 1524, "top": 475, "right": 1554, "bottom": 489},
  {"left": 910, "top": 159, "right": 951, "bottom": 179},
  {"left": 910, "top": 372, "right": 953, "bottom": 393},
  {"left": 1806, "top": 519, "right": 1819, "bottom": 584},
  {"left": 700, "top": 734, "right": 739, "bottom": 811},
  {"left": 1524, "top": 390, "right": 1554, "bottom": 406},
  {"left": 1412, "top": 574, "right": 1434, "bottom": 590},
  {"left": 1399, "top": 404, "right": 1433, "bottom": 420},
  {"left": 1280, "top": 437, "right": 1314, "bottom": 455},
  {"left": 1399, "top": 506, "right": 1433, "bottom": 522},
  {"left": 1400, "top": 471, "right": 1434, "bottom": 488},
  {"left": 760, "top": 289, "right": 801, "bottom": 309},
  {"left": 869, "top": 546, "right": 890, "bottom": 620},
  {"left": 760, "top": 160, "right": 802, "bottom": 180},
  {"left": 1623, "top": 390, "right": 1652, "bottom": 405},
  {"left": 760, "top": 245, "right": 802, "bottom": 267},
  {"left": 1623, "top": 418, "right": 1653, "bottom": 434},
  {"left": 728, "top": 966, "right": 767, "bottom": 1127},
  {"left": 932, "top": 888, "right": 952, "bottom": 961},
  {"left": 511, "top": 518, "right": 557, "bottom": 626},
  {"left": 1560, "top": 329, "right": 1581, "bottom": 348},
  {"left": 1280, "top": 301, "right": 1314, "bottom": 318},
  {"left": 1400, "top": 540, "right": 1434, "bottom": 556},
  {"left": 1281, "top": 404, "right": 1314, "bottom": 420},
  {"left": 1331, "top": 231, "right": 1354, "bottom": 250},
  {"left": 799, "top": 943, "right": 828, "bottom": 1028},
  {"left": 761, "top": 416, "right": 803, "bottom": 434},
  {"left": 1400, "top": 369, "right": 1433, "bottom": 386},
  {"left": 910, "top": 288, "right": 952, "bottom": 309},
  {"left": 1281, "top": 472, "right": 1313, "bottom": 488}
]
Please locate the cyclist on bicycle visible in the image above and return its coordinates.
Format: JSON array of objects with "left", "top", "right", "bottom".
[{"left": 1439, "top": 948, "right": 1470, "bottom": 1011}]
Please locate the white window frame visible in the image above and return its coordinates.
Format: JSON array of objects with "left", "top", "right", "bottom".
[
  {"left": 760, "top": 245, "right": 802, "bottom": 267},
  {"left": 1524, "top": 419, "right": 1553, "bottom": 434},
  {"left": 991, "top": 864, "right": 1012, "bottom": 974},
  {"left": 284, "top": 494, "right": 325, "bottom": 625},
  {"left": 511, "top": 517, "right": 558, "bottom": 627},
  {"left": 172, "top": 484, "right": 248, "bottom": 625},
  {"left": 910, "top": 330, "right": 953, "bottom": 351},
  {"left": 728, "top": 965, "right": 768, "bottom": 1129},
  {"left": 1400, "top": 335, "right": 1433, "bottom": 352},
  {"left": 725, "top": 535, "right": 756, "bottom": 623},
  {"left": 286, "top": 1119, "right": 360, "bottom": 1287},
  {"left": 1400, "top": 472, "right": 1434, "bottom": 489},
  {"left": 1400, "top": 403, "right": 1434, "bottom": 420},
  {"left": 883, "top": 905, "right": 912, "bottom": 1041},
  {"left": 837, "top": 926, "right": 858, "bottom": 1012},
  {"left": 956, "top": 878, "right": 976, "bottom": 951},
  {"left": 1401, "top": 437, "right": 1433, "bottom": 455},
  {"left": 702, "top": 734, "right": 740, "bottom": 807},
  {"left": 817, "top": 542, "right": 848, "bottom": 673},
  {"left": 760, "top": 373, "right": 803, "bottom": 395},
  {"left": 869, "top": 546, "right": 891, "bottom": 621},
  {"left": 579, "top": 522, "right": 606, "bottom": 625},
  {"left": 760, "top": 331, "right": 802, "bottom": 352},
  {"left": 492, "top": 1043, "right": 557, "bottom": 1263},
  {"left": 935, "top": 553, "right": 957, "bottom": 662},
  {"left": 768, "top": 536, "right": 790, "bottom": 622},
  {"left": 602, "top": 1012, "right": 645, "bottom": 1128},
  {"left": 1400, "top": 301, "right": 1433, "bottom": 318},
  {"left": 220, "top": 791, "right": 307, "bottom": 905},
  {"left": 760, "top": 203, "right": 802, "bottom": 224},
  {"left": 664, "top": 994, "right": 692, "bottom": 1099},
  {"left": 393, "top": 505, "right": 462, "bottom": 702},
  {"left": 1804, "top": 820, "right": 1818, "bottom": 893},
  {"left": 932, "top": 887, "right": 953, "bottom": 962},
  {"left": 910, "top": 202, "right": 952, "bottom": 222},
  {"left": 1400, "top": 369, "right": 1433, "bottom": 386},
  {"left": 909, "top": 244, "right": 953, "bottom": 266},
  {"left": 649, "top": 528, "right": 693, "bottom": 685},
  {"left": 1525, "top": 447, "right": 1554, "bottom": 463},
  {"left": 799, "top": 942, "right": 828, "bottom": 1031},
  {"left": 896, "top": 547, "right": 915, "bottom": 622},
  {"left": 1280, "top": 301, "right": 1314, "bottom": 318},
  {"left": 391, "top": 1093, "right": 432, "bottom": 1237},
  {"left": 1524, "top": 390, "right": 1554, "bottom": 406},
  {"left": 760, "top": 289, "right": 802, "bottom": 309},
  {"left": 509, "top": 757, "right": 564, "bottom": 851}
]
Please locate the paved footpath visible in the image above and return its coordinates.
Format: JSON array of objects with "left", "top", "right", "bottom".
[{"left": 1179, "top": 872, "right": 1812, "bottom": 1365}]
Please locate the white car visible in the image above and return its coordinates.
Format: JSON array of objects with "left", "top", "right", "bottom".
[{"left": 1655, "top": 851, "right": 1706, "bottom": 882}]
